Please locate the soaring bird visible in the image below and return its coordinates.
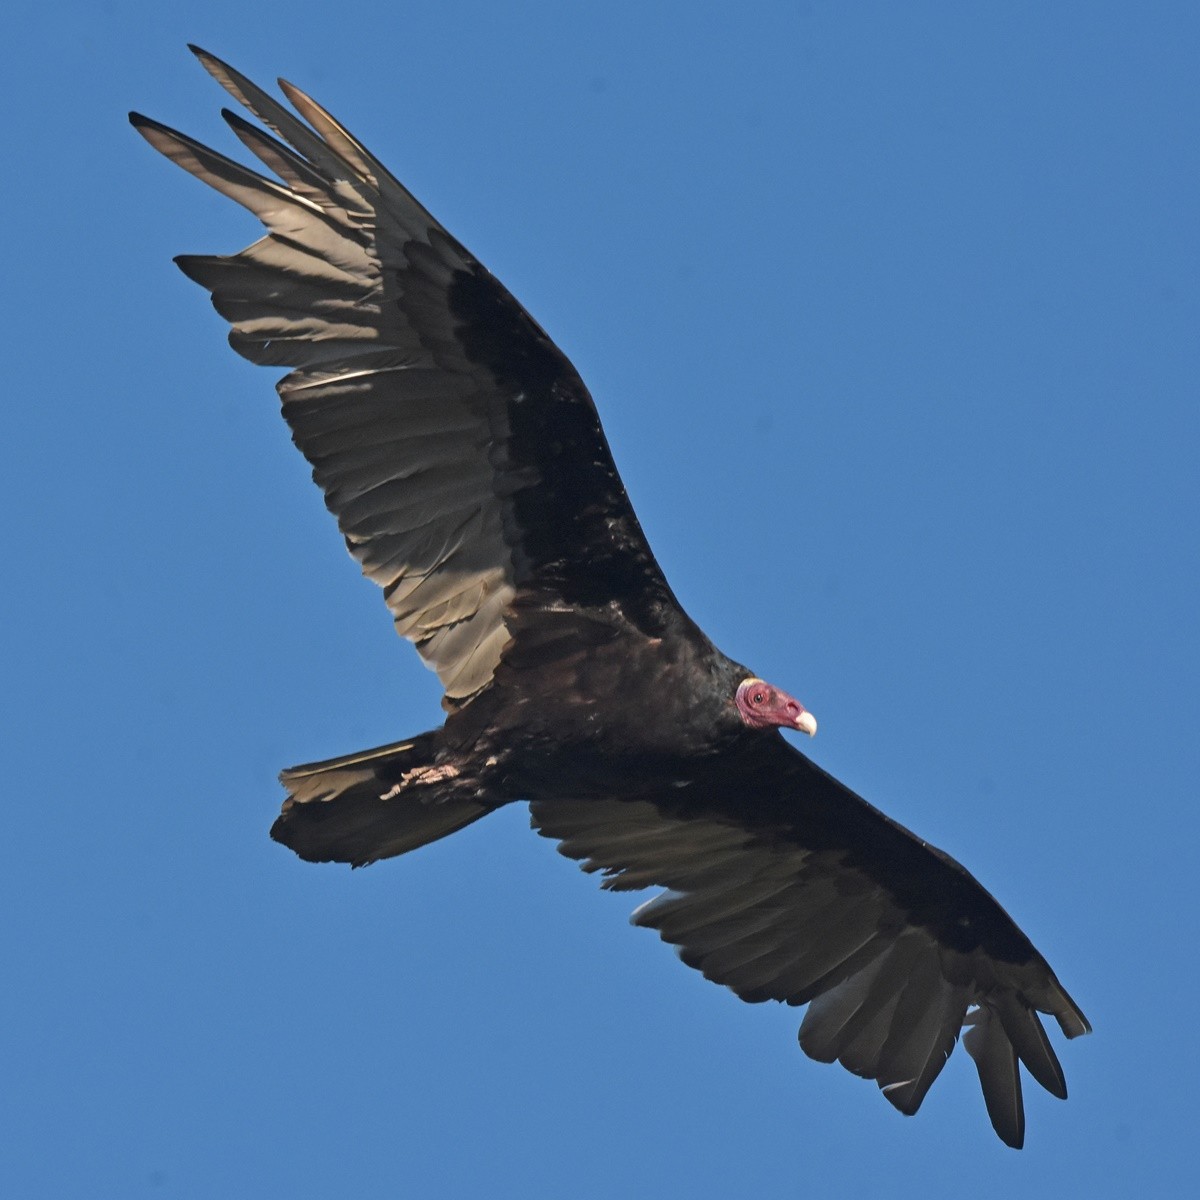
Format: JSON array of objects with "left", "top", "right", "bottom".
[{"left": 131, "top": 47, "right": 1089, "bottom": 1148}]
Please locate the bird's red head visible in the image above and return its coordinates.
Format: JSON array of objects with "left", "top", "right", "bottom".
[{"left": 735, "top": 677, "right": 817, "bottom": 735}]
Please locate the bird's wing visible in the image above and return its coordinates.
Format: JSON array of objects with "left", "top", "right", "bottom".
[
  {"left": 130, "top": 48, "right": 679, "bottom": 703},
  {"left": 529, "top": 734, "right": 1089, "bottom": 1148}
]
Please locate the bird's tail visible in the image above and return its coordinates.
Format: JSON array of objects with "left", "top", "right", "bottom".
[{"left": 271, "top": 731, "right": 495, "bottom": 867}]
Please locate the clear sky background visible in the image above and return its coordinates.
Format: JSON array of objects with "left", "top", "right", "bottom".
[{"left": 4, "top": 2, "right": 1197, "bottom": 1196}]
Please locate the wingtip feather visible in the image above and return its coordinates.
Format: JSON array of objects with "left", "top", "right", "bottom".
[
  {"left": 129, "top": 111, "right": 171, "bottom": 139},
  {"left": 189, "top": 44, "right": 227, "bottom": 77},
  {"left": 964, "top": 1008, "right": 1026, "bottom": 1149},
  {"left": 996, "top": 992, "right": 1067, "bottom": 1100}
]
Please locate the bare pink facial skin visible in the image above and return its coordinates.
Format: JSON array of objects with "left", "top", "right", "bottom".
[{"left": 735, "top": 677, "right": 818, "bottom": 736}]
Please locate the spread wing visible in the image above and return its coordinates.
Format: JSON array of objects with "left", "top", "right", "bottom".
[
  {"left": 130, "top": 48, "right": 679, "bottom": 702},
  {"left": 530, "top": 735, "right": 1090, "bottom": 1148}
]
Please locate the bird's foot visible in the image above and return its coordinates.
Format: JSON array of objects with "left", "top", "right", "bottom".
[{"left": 379, "top": 762, "right": 462, "bottom": 800}]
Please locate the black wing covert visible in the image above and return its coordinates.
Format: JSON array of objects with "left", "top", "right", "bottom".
[
  {"left": 130, "top": 47, "right": 679, "bottom": 703},
  {"left": 530, "top": 734, "right": 1089, "bottom": 1148}
]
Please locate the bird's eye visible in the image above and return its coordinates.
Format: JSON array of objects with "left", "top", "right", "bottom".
[{"left": 752, "top": 690, "right": 766, "bottom": 705}]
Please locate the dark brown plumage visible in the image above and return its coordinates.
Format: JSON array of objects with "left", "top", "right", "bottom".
[{"left": 131, "top": 47, "right": 1089, "bottom": 1148}]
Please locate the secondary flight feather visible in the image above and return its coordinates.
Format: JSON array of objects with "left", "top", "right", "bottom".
[{"left": 131, "top": 47, "right": 1089, "bottom": 1148}]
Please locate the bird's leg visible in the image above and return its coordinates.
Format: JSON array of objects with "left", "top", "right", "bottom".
[{"left": 378, "top": 761, "right": 462, "bottom": 801}]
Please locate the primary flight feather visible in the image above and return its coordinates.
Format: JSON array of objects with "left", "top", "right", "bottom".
[{"left": 131, "top": 47, "right": 1089, "bottom": 1148}]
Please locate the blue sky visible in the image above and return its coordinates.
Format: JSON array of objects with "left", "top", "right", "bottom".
[{"left": 4, "top": 2, "right": 1197, "bottom": 1196}]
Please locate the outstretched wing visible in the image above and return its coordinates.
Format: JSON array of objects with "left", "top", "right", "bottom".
[
  {"left": 530, "top": 734, "right": 1090, "bottom": 1148},
  {"left": 131, "top": 48, "right": 679, "bottom": 702}
]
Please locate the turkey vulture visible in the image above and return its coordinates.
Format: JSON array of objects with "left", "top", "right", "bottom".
[{"left": 131, "top": 47, "right": 1090, "bottom": 1148}]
